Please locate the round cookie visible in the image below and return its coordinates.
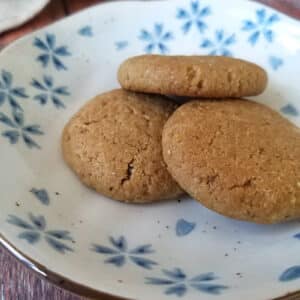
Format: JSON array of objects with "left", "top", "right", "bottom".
[
  {"left": 162, "top": 99, "right": 300, "bottom": 224},
  {"left": 62, "top": 89, "right": 183, "bottom": 203},
  {"left": 118, "top": 55, "right": 268, "bottom": 98}
]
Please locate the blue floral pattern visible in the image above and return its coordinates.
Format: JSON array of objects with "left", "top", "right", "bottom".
[
  {"left": 176, "top": 219, "right": 196, "bottom": 237},
  {"left": 31, "top": 75, "right": 70, "bottom": 109},
  {"left": 139, "top": 24, "right": 173, "bottom": 54},
  {"left": 242, "top": 9, "right": 279, "bottom": 45},
  {"left": 115, "top": 41, "right": 129, "bottom": 51},
  {"left": 146, "top": 268, "right": 228, "bottom": 297},
  {"left": 33, "top": 33, "right": 71, "bottom": 70},
  {"left": 0, "top": 110, "right": 43, "bottom": 149},
  {"left": 281, "top": 104, "right": 299, "bottom": 117},
  {"left": 0, "top": 70, "right": 28, "bottom": 112},
  {"left": 78, "top": 26, "right": 93, "bottom": 37},
  {"left": 280, "top": 266, "right": 300, "bottom": 282},
  {"left": 7, "top": 214, "right": 74, "bottom": 254},
  {"left": 92, "top": 236, "right": 157, "bottom": 269},
  {"left": 269, "top": 56, "right": 283, "bottom": 70},
  {"left": 30, "top": 188, "right": 50, "bottom": 205},
  {"left": 176, "top": 0, "right": 211, "bottom": 34},
  {"left": 200, "top": 30, "right": 236, "bottom": 56}
]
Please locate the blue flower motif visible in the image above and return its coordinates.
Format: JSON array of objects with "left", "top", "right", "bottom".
[
  {"left": 281, "top": 104, "right": 299, "bottom": 117},
  {"left": 33, "top": 33, "right": 71, "bottom": 70},
  {"left": 176, "top": 219, "right": 196, "bottom": 237},
  {"left": 146, "top": 268, "right": 228, "bottom": 297},
  {"left": 177, "top": 0, "right": 211, "bottom": 34},
  {"left": 0, "top": 70, "right": 28, "bottom": 112},
  {"left": 78, "top": 26, "right": 93, "bottom": 37},
  {"left": 115, "top": 41, "right": 129, "bottom": 51},
  {"left": 139, "top": 24, "right": 173, "bottom": 54},
  {"left": 31, "top": 75, "right": 70, "bottom": 109},
  {"left": 92, "top": 236, "right": 157, "bottom": 269},
  {"left": 280, "top": 266, "right": 300, "bottom": 282},
  {"left": 269, "top": 56, "right": 283, "bottom": 70},
  {"left": 30, "top": 188, "right": 50, "bottom": 205},
  {"left": 7, "top": 213, "right": 74, "bottom": 254},
  {"left": 0, "top": 110, "right": 43, "bottom": 149},
  {"left": 200, "top": 30, "right": 236, "bottom": 56},
  {"left": 242, "top": 9, "right": 279, "bottom": 46}
]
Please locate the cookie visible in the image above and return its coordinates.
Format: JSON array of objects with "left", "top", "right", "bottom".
[
  {"left": 118, "top": 55, "right": 268, "bottom": 98},
  {"left": 162, "top": 99, "right": 300, "bottom": 224},
  {"left": 62, "top": 89, "right": 183, "bottom": 203}
]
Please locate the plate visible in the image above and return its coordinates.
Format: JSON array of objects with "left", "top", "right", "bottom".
[
  {"left": 0, "top": 0, "right": 50, "bottom": 34},
  {"left": 1, "top": 1, "right": 300, "bottom": 299}
]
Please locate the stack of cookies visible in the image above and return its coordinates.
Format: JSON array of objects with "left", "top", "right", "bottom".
[{"left": 62, "top": 55, "right": 300, "bottom": 224}]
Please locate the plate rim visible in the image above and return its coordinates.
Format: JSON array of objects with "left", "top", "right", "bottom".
[{"left": 0, "top": 0, "right": 300, "bottom": 299}]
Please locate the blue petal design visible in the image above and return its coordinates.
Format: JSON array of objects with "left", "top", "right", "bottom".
[
  {"left": 224, "top": 34, "right": 235, "bottom": 46},
  {"left": 130, "top": 244, "right": 154, "bottom": 254},
  {"left": 30, "top": 188, "right": 49, "bottom": 205},
  {"left": 11, "top": 88, "right": 28, "bottom": 98},
  {"left": 0, "top": 92, "right": 5, "bottom": 105},
  {"left": 145, "top": 44, "right": 155, "bottom": 53},
  {"left": 45, "top": 236, "right": 73, "bottom": 254},
  {"left": 165, "top": 284, "right": 187, "bottom": 297},
  {"left": 52, "top": 56, "right": 67, "bottom": 71},
  {"left": 256, "top": 9, "right": 266, "bottom": 23},
  {"left": 162, "top": 32, "right": 173, "bottom": 41},
  {"left": 22, "top": 133, "right": 41, "bottom": 149},
  {"left": 46, "top": 33, "right": 56, "bottom": 49},
  {"left": 53, "top": 86, "right": 70, "bottom": 95},
  {"left": 29, "top": 213, "right": 46, "bottom": 230},
  {"left": 216, "top": 30, "right": 224, "bottom": 42},
  {"left": 78, "top": 26, "right": 93, "bottom": 37},
  {"left": 145, "top": 277, "right": 175, "bottom": 285},
  {"left": 23, "top": 125, "right": 43, "bottom": 135},
  {"left": 43, "top": 75, "right": 53, "bottom": 88},
  {"left": 115, "top": 41, "right": 129, "bottom": 50},
  {"left": 33, "top": 37, "right": 49, "bottom": 51},
  {"left": 242, "top": 20, "right": 256, "bottom": 31},
  {"left": 281, "top": 104, "right": 299, "bottom": 117},
  {"left": 8, "top": 96, "right": 23, "bottom": 112},
  {"left": 294, "top": 233, "right": 300, "bottom": 239},
  {"left": 196, "top": 20, "right": 206, "bottom": 33},
  {"left": 177, "top": 9, "right": 189, "bottom": 19},
  {"left": 13, "top": 110, "right": 24, "bottom": 127},
  {"left": 163, "top": 268, "right": 186, "bottom": 280},
  {"left": 191, "top": 283, "right": 228, "bottom": 294},
  {"left": 155, "top": 24, "right": 163, "bottom": 36},
  {"left": 92, "top": 244, "right": 120, "bottom": 255},
  {"left": 52, "top": 95, "right": 65, "bottom": 109},
  {"left": 7, "top": 215, "right": 35, "bottom": 230},
  {"left": 109, "top": 236, "right": 127, "bottom": 252},
  {"left": 221, "top": 49, "right": 232, "bottom": 57},
  {"left": 0, "top": 112, "right": 17, "bottom": 128},
  {"left": 31, "top": 79, "right": 47, "bottom": 91},
  {"left": 129, "top": 256, "right": 157, "bottom": 270},
  {"left": 182, "top": 21, "right": 192, "bottom": 34},
  {"left": 158, "top": 43, "right": 168, "bottom": 54},
  {"left": 269, "top": 56, "right": 283, "bottom": 70},
  {"left": 249, "top": 31, "right": 260, "bottom": 45},
  {"left": 139, "top": 30, "right": 152, "bottom": 41},
  {"left": 54, "top": 46, "right": 71, "bottom": 56},
  {"left": 280, "top": 266, "right": 300, "bottom": 282},
  {"left": 34, "top": 94, "right": 48, "bottom": 105},
  {"left": 105, "top": 255, "right": 126, "bottom": 267},
  {"left": 176, "top": 219, "right": 196, "bottom": 237},
  {"left": 190, "top": 272, "right": 217, "bottom": 282},
  {"left": 199, "top": 7, "right": 210, "bottom": 17},
  {"left": 267, "top": 14, "right": 279, "bottom": 24},
  {"left": 191, "top": 1, "right": 199, "bottom": 14},
  {"left": 201, "top": 39, "right": 214, "bottom": 48},
  {"left": 2, "top": 130, "right": 19, "bottom": 144},
  {"left": 37, "top": 54, "right": 50, "bottom": 67},
  {"left": 2, "top": 70, "right": 12, "bottom": 88},
  {"left": 18, "top": 231, "right": 41, "bottom": 244},
  {"left": 46, "top": 230, "right": 72, "bottom": 241},
  {"left": 264, "top": 29, "right": 274, "bottom": 42}
]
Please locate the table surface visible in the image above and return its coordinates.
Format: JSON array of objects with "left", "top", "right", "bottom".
[{"left": 0, "top": 0, "right": 300, "bottom": 299}]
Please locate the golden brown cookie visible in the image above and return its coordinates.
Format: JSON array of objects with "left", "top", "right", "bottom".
[
  {"left": 118, "top": 55, "right": 268, "bottom": 98},
  {"left": 62, "top": 89, "right": 183, "bottom": 203},
  {"left": 162, "top": 99, "right": 300, "bottom": 224}
]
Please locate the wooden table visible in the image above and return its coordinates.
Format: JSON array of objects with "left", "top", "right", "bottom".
[{"left": 0, "top": 0, "right": 300, "bottom": 299}]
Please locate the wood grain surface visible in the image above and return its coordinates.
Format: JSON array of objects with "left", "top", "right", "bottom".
[{"left": 0, "top": 0, "right": 300, "bottom": 299}]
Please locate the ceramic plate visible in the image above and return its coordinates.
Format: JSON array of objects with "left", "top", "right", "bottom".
[
  {"left": 1, "top": 1, "right": 300, "bottom": 299},
  {"left": 0, "top": 0, "right": 50, "bottom": 34}
]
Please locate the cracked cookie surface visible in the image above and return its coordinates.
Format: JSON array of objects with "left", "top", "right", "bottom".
[
  {"left": 118, "top": 55, "right": 267, "bottom": 98},
  {"left": 62, "top": 89, "right": 183, "bottom": 203},
  {"left": 162, "top": 99, "right": 300, "bottom": 223}
]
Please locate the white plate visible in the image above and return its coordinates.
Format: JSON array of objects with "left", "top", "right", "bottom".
[
  {"left": 0, "top": 0, "right": 50, "bottom": 34},
  {"left": 1, "top": 1, "right": 300, "bottom": 299}
]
